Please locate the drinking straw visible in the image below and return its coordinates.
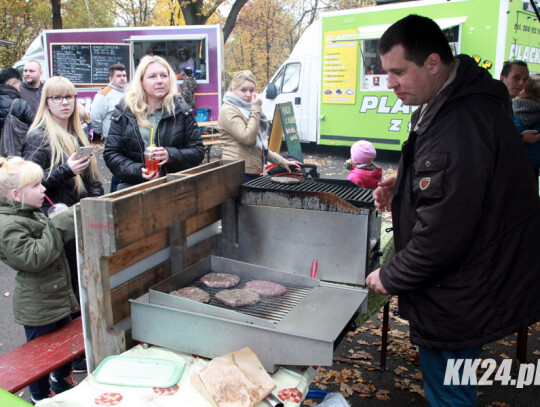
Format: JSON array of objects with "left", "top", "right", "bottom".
[
  {"left": 44, "top": 194, "right": 56, "bottom": 209},
  {"left": 150, "top": 127, "right": 154, "bottom": 147}
]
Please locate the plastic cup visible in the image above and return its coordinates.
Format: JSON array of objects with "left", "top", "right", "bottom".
[
  {"left": 47, "top": 203, "right": 68, "bottom": 219},
  {"left": 144, "top": 146, "right": 159, "bottom": 175}
]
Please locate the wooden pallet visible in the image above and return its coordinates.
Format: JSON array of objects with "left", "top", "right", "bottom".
[{"left": 76, "top": 160, "right": 244, "bottom": 370}]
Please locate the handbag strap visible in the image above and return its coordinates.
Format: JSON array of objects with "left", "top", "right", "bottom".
[{"left": 8, "top": 98, "right": 19, "bottom": 116}]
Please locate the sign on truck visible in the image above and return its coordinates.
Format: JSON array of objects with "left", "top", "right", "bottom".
[
  {"left": 15, "top": 25, "right": 225, "bottom": 119},
  {"left": 262, "top": 0, "right": 540, "bottom": 151}
]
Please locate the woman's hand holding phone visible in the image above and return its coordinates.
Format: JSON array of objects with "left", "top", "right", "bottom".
[{"left": 67, "top": 151, "right": 91, "bottom": 175}]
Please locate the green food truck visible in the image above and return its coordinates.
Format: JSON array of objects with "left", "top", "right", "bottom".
[{"left": 262, "top": 0, "right": 540, "bottom": 151}]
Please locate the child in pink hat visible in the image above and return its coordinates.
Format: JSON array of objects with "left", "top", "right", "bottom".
[{"left": 345, "top": 140, "right": 382, "bottom": 189}]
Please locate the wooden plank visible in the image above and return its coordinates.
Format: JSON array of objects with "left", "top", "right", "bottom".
[
  {"left": 220, "top": 199, "right": 238, "bottom": 259},
  {"left": 197, "top": 120, "right": 218, "bottom": 127},
  {"left": 169, "top": 221, "right": 187, "bottom": 276},
  {"left": 184, "top": 234, "right": 222, "bottom": 267},
  {"left": 0, "top": 317, "right": 84, "bottom": 393},
  {"left": 107, "top": 229, "right": 168, "bottom": 276},
  {"left": 80, "top": 198, "right": 126, "bottom": 368},
  {"left": 110, "top": 262, "right": 170, "bottom": 325},
  {"left": 186, "top": 206, "right": 221, "bottom": 235},
  {"left": 110, "top": 160, "right": 244, "bottom": 250}
]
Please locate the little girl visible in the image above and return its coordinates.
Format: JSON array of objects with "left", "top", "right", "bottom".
[
  {"left": 0, "top": 156, "right": 79, "bottom": 404},
  {"left": 345, "top": 140, "right": 382, "bottom": 189}
]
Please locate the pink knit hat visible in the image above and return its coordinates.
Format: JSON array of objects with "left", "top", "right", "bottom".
[{"left": 351, "top": 140, "right": 376, "bottom": 165}]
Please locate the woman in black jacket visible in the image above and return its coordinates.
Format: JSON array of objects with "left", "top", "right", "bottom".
[{"left": 104, "top": 55, "right": 203, "bottom": 191}]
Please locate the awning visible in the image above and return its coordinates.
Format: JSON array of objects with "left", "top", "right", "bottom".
[{"left": 350, "top": 16, "right": 467, "bottom": 41}]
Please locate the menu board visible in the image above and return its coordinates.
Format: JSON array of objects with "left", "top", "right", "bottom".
[
  {"left": 322, "top": 29, "right": 358, "bottom": 105},
  {"left": 50, "top": 43, "right": 131, "bottom": 85},
  {"left": 268, "top": 102, "right": 303, "bottom": 162}
]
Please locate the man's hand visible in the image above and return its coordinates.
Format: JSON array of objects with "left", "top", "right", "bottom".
[
  {"left": 366, "top": 268, "right": 389, "bottom": 295},
  {"left": 522, "top": 129, "right": 540, "bottom": 143},
  {"left": 373, "top": 176, "right": 396, "bottom": 212}
]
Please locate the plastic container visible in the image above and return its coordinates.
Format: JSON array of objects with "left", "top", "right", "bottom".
[{"left": 93, "top": 356, "right": 185, "bottom": 388}]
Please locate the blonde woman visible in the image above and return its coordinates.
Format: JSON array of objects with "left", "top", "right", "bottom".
[
  {"left": 22, "top": 76, "right": 103, "bottom": 207},
  {"left": 104, "top": 55, "right": 203, "bottom": 190},
  {"left": 218, "top": 70, "right": 299, "bottom": 182}
]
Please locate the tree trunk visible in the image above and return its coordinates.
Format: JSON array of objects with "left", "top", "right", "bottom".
[
  {"left": 51, "top": 0, "right": 62, "bottom": 29},
  {"left": 222, "top": 0, "right": 249, "bottom": 42},
  {"left": 178, "top": 0, "right": 249, "bottom": 42}
]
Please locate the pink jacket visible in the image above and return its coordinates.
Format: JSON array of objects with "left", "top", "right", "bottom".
[{"left": 346, "top": 166, "right": 382, "bottom": 189}]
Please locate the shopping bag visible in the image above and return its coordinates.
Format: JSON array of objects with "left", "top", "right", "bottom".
[{"left": 1, "top": 99, "right": 29, "bottom": 157}]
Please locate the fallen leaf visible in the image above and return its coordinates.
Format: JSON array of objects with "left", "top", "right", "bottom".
[
  {"left": 356, "top": 340, "right": 371, "bottom": 346},
  {"left": 500, "top": 353, "right": 510, "bottom": 359},
  {"left": 409, "top": 383, "right": 426, "bottom": 398},
  {"left": 492, "top": 403, "right": 510, "bottom": 407},
  {"left": 375, "top": 389, "right": 391, "bottom": 401},
  {"left": 3, "top": 292, "right": 9, "bottom": 297},
  {"left": 302, "top": 400, "right": 318, "bottom": 406},
  {"left": 340, "top": 383, "right": 353, "bottom": 396},
  {"left": 533, "top": 350, "right": 540, "bottom": 356}
]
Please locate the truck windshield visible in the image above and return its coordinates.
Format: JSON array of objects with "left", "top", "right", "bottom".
[{"left": 271, "top": 62, "right": 300, "bottom": 94}]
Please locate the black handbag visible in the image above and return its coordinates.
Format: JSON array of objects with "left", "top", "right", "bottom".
[{"left": 1, "top": 99, "right": 29, "bottom": 157}]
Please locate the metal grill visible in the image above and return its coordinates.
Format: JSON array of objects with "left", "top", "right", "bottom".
[
  {"left": 242, "top": 176, "right": 374, "bottom": 208},
  {"left": 188, "top": 278, "right": 312, "bottom": 325}
]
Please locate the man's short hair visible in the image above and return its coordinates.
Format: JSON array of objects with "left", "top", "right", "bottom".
[
  {"left": 109, "top": 63, "right": 126, "bottom": 77},
  {"left": 25, "top": 60, "right": 42, "bottom": 70},
  {"left": 183, "top": 67, "right": 193, "bottom": 76},
  {"left": 0, "top": 67, "right": 22, "bottom": 85},
  {"left": 378, "top": 14, "right": 454, "bottom": 66},
  {"left": 500, "top": 60, "right": 528, "bottom": 78}
]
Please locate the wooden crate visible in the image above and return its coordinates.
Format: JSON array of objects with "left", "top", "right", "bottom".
[{"left": 76, "top": 160, "right": 244, "bottom": 369}]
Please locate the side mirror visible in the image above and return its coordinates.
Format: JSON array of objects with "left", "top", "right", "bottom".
[{"left": 266, "top": 83, "right": 277, "bottom": 100}]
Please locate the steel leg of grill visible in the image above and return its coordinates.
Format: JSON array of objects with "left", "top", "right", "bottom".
[
  {"left": 380, "top": 301, "right": 390, "bottom": 369},
  {"left": 516, "top": 327, "right": 528, "bottom": 364}
]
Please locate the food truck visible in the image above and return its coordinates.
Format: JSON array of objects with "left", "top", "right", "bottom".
[
  {"left": 262, "top": 0, "right": 540, "bottom": 151},
  {"left": 15, "top": 25, "right": 225, "bottom": 119}
]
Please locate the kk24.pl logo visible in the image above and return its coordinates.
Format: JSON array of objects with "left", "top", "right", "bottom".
[{"left": 444, "top": 359, "right": 540, "bottom": 388}]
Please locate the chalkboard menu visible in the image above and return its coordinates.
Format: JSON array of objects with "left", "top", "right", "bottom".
[
  {"left": 268, "top": 102, "right": 303, "bottom": 162},
  {"left": 50, "top": 43, "right": 131, "bottom": 85}
]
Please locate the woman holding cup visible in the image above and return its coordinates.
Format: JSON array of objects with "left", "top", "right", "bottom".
[{"left": 104, "top": 55, "right": 203, "bottom": 191}]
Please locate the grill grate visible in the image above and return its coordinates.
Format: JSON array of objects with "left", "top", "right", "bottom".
[
  {"left": 181, "top": 278, "right": 312, "bottom": 325},
  {"left": 242, "top": 176, "right": 374, "bottom": 208}
]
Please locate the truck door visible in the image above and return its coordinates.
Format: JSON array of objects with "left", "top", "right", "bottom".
[{"left": 263, "top": 62, "right": 311, "bottom": 142}]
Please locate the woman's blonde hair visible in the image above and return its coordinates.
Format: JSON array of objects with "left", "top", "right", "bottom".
[
  {"left": 0, "top": 156, "right": 43, "bottom": 206},
  {"left": 78, "top": 107, "right": 90, "bottom": 124},
  {"left": 124, "top": 55, "right": 177, "bottom": 127},
  {"left": 29, "top": 76, "right": 100, "bottom": 195},
  {"left": 229, "top": 70, "right": 257, "bottom": 92}
]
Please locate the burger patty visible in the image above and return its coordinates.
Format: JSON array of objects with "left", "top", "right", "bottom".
[
  {"left": 199, "top": 272, "right": 240, "bottom": 288},
  {"left": 270, "top": 176, "right": 301, "bottom": 184},
  {"left": 244, "top": 280, "right": 286, "bottom": 296},
  {"left": 215, "top": 288, "right": 260, "bottom": 308},
  {"left": 169, "top": 286, "right": 210, "bottom": 303}
]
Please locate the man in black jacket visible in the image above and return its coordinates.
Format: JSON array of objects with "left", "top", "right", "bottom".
[
  {"left": 0, "top": 68, "right": 34, "bottom": 147},
  {"left": 367, "top": 15, "right": 540, "bottom": 407}
]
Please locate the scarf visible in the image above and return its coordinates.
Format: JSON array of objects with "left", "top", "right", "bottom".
[
  {"left": 513, "top": 98, "right": 540, "bottom": 126},
  {"left": 223, "top": 91, "right": 269, "bottom": 150}
]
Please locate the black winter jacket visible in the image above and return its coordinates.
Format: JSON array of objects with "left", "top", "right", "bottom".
[
  {"left": 379, "top": 55, "right": 540, "bottom": 349},
  {"left": 22, "top": 129, "right": 104, "bottom": 209},
  {"left": 0, "top": 85, "right": 35, "bottom": 135},
  {"left": 103, "top": 96, "right": 203, "bottom": 184}
]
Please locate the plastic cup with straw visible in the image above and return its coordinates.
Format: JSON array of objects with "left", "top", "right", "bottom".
[
  {"left": 45, "top": 194, "right": 68, "bottom": 219},
  {"left": 144, "top": 127, "right": 159, "bottom": 175}
]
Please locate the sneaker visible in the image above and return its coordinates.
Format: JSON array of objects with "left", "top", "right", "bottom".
[
  {"left": 51, "top": 370, "right": 78, "bottom": 394},
  {"left": 30, "top": 389, "right": 55, "bottom": 405},
  {"left": 72, "top": 356, "right": 87, "bottom": 373}
]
